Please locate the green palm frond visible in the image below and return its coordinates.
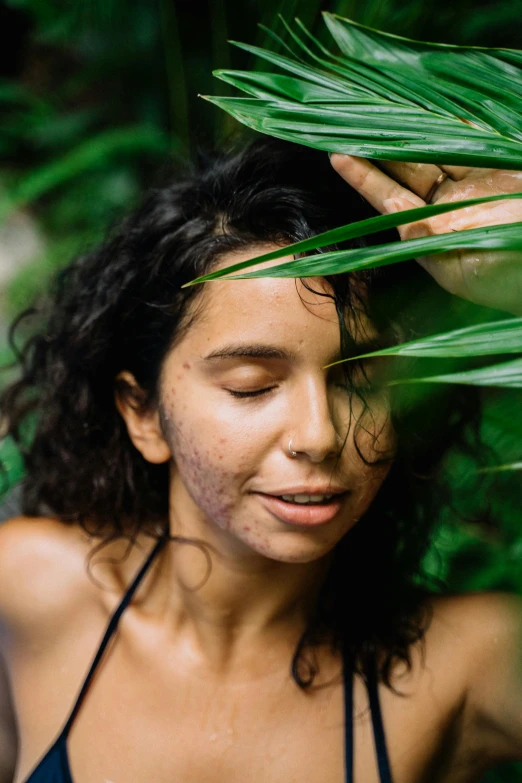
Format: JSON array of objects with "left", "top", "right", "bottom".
[
  {"left": 478, "top": 462, "right": 522, "bottom": 473},
  {"left": 333, "top": 318, "right": 522, "bottom": 361},
  {"left": 205, "top": 15, "right": 522, "bottom": 168},
  {"left": 191, "top": 221, "right": 522, "bottom": 282},
  {"left": 390, "top": 357, "right": 522, "bottom": 389},
  {"left": 187, "top": 193, "right": 522, "bottom": 284}
]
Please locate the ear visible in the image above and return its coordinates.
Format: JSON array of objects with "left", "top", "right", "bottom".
[{"left": 115, "top": 371, "right": 171, "bottom": 464}]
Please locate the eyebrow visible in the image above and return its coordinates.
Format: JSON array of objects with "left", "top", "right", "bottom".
[
  {"left": 203, "top": 344, "right": 298, "bottom": 362},
  {"left": 202, "top": 338, "right": 389, "bottom": 365}
]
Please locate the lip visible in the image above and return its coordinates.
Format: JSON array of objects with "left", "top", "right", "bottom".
[
  {"left": 255, "top": 491, "right": 348, "bottom": 527},
  {"left": 258, "top": 486, "right": 348, "bottom": 496}
]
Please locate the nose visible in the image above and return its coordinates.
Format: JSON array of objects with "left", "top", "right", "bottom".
[{"left": 287, "top": 377, "right": 343, "bottom": 463}]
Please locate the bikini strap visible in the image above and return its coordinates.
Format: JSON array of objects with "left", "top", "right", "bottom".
[
  {"left": 61, "top": 533, "right": 168, "bottom": 737},
  {"left": 343, "top": 648, "right": 354, "bottom": 783},
  {"left": 366, "top": 656, "right": 393, "bottom": 783}
]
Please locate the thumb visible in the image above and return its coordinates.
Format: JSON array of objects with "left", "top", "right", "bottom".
[{"left": 382, "top": 197, "right": 431, "bottom": 241}]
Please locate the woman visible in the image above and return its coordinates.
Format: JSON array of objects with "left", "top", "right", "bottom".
[{"left": 0, "top": 138, "right": 521, "bottom": 783}]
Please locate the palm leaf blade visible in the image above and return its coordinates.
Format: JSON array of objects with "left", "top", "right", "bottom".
[
  {"left": 391, "top": 357, "right": 522, "bottom": 389},
  {"left": 347, "top": 318, "right": 522, "bottom": 361},
  {"left": 213, "top": 70, "right": 377, "bottom": 104},
  {"left": 205, "top": 95, "right": 522, "bottom": 169}
]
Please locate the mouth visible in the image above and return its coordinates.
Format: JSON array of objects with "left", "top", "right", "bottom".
[
  {"left": 255, "top": 490, "right": 349, "bottom": 527},
  {"left": 279, "top": 492, "right": 337, "bottom": 504}
]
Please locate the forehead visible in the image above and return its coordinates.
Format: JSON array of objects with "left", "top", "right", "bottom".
[{"left": 182, "top": 246, "right": 342, "bottom": 358}]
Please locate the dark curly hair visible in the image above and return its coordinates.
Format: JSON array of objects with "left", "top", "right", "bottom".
[{"left": 0, "top": 137, "right": 483, "bottom": 688}]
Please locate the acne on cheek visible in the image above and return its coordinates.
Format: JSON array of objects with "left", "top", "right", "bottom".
[
  {"left": 173, "top": 439, "right": 276, "bottom": 553},
  {"left": 171, "top": 360, "right": 190, "bottom": 387},
  {"left": 167, "top": 417, "right": 239, "bottom": 531},
  {"left": 161, "top": 394, "right": 268, "bottom": 545},
  {"left": 216, "top": 437, "right": 227, "bottom": 461}
]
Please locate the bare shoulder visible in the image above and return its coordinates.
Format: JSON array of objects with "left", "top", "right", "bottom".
[
  {"left": 421, "top": 591, "right": 522, "bottom": 686},
  {"left": 0, "top": 515, "right": 96, "bottom": 640},
  {"left": 424, "top": 591, "right": 522, "bottom": 762},
  {"left": 426, "top": 591, "right": 522, "bottom": 662}
]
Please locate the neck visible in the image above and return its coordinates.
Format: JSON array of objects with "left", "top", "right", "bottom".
[{"left": 157, "top": 482, "right": 331, "bottom": 675}]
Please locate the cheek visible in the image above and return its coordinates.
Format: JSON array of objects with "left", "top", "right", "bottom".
[
  {"left": 161, "top": 391, "right": 261, "bottom": 530},
  {"left": 169, "top": 423, "right": 237, "bottom": 529}
]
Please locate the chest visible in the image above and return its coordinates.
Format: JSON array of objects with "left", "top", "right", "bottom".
[
  {"left": 66, "top": 649, "right": 349, "bottom": 783},
  {"left": 15, "top": 637, "right": 470, "bottom": 783}
]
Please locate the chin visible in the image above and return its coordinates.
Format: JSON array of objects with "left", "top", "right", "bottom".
[{"left": 246, "top": 533, "right": 341, "bottom": 565}]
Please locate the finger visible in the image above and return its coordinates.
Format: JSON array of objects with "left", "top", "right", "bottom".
[
  {"left": 428, "top": 173, "right": 455, "bottom": 203},
  {"left": 382, "top": 196, "right": 433, "bottom": 241},
  {"left": 377, "top": 160, "right": 446, "bottom": 200},
  {"left": 439, "top": 165, "right": 475, "bottom": 180},
  {"left": 330, "top": 154, "right": 425, "bottom": 214}
]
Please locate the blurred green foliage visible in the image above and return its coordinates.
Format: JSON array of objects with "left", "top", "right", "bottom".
[{"left": 1, "top": 1, "right": 522, "bottom": 778}]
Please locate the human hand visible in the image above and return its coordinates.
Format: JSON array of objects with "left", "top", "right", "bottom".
[{"left": 330, "top": 155, "right": 522, "bottom": 315}]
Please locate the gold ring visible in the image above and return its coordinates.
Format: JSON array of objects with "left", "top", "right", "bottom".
[{"left": 426, "top": 171, "right": 449, "bottom": 203}]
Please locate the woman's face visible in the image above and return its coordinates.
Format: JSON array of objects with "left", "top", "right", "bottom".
[{"left": 157, "top": 246, "right": 396, "bottom": 564}]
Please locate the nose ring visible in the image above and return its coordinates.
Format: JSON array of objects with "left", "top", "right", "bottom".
[{"left": 288, "top": 438, "right": 298, "bottom": 458}]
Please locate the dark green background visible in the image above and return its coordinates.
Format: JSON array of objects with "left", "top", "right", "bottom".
[{"left": 1, "top": 1, "right": 521, "bottom": 779}]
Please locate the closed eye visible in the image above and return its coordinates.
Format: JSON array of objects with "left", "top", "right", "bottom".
[{"left": 226, "top": 387, "right": 276, "bottom": 399}]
